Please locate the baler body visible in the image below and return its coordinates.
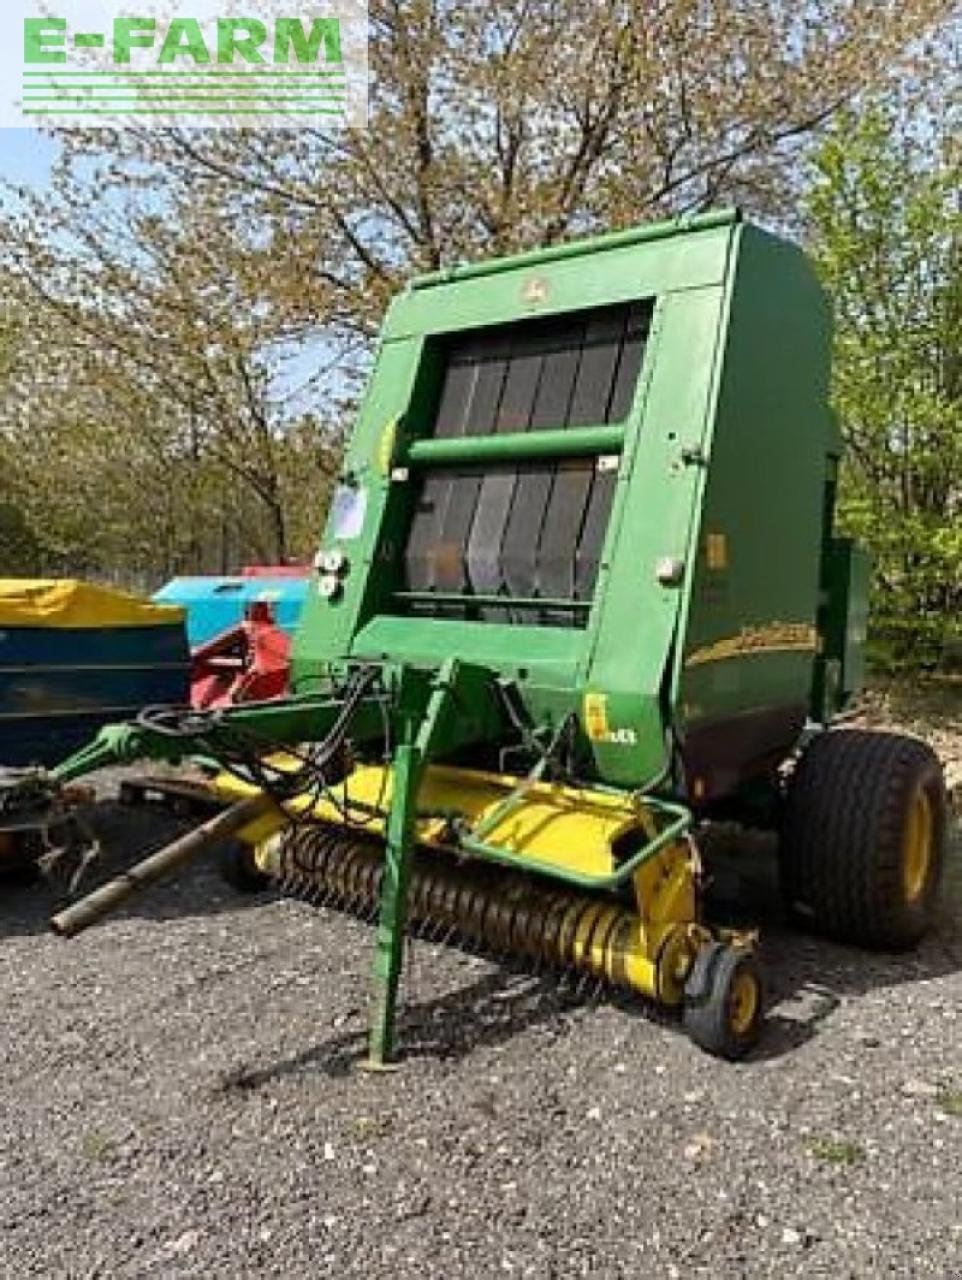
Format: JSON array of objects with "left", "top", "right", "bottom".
[
  {"left": 295, "top": 210, "right": 851, "bottom": 805},
  {"left": 24, "top": 211, "right": 933, "bottom": 1070}
]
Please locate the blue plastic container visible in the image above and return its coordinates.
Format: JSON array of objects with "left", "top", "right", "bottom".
[{"left": 153, "top": 575, "right": 309, "bottom": 648}]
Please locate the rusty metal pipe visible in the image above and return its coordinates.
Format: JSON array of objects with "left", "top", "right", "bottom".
[{"left": 50, "top": 794, "right": 273, "bottom": 939}]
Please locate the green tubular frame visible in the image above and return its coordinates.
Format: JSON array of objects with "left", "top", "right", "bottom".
[
  {"left": 364, "top": 671, "right": 690, "bottom": 1060},
  {"left": 364, "top": 657, "right": 512, "bottom": 1065},
  {"left": 38, "top": 654, "right": 690, "bottom": 1063},
  {"left": 459, "top": 794, "right": 691, "bottom": 892},
  {"left": 46, "top": 693, "right": 391, "bottom": 786}
]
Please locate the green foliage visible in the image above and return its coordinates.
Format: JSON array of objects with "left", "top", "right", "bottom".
[
  {"left": 809, "top": 1136, "right": 867, "bottom": 1166},
  {"left": 0, "top": 315, "right": 39, "bottom": 575},
  {"left": 937, "top": 1088, "right": 962, "bottom": 1118},
  {"left": 807, "top": 103, "right": 962, "bottom": 666},
  {"left": 0, "top": 243, "right": 342, "bottom": 583}
]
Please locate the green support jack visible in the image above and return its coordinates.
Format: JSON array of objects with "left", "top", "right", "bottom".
[
  {"left": 364, "top": 659, "right": 468, "bottom": 1068},
  {"left": 366, "top": 739, "right": 420, "bottom": 1069}
]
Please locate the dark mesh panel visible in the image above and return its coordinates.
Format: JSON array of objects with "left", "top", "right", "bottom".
[
  {"left": 536, "top": 459, "right": 595, "bottom": 624},
  {"left": 607, "top": 306, "right": 647, "bottom": 423},
  {"left": 404, "top": 338, "right": 485, "bottom": 606},
  {"left": 400, "top": 300, "right": 651, "bottom": 624},
  {"left": 574, "top": 307, "right": 650, "bottom": 601},
  {"left": 466, "top": 332, "right": 546, "bottom": 619},
  {"left": 430, "top": 336, "right": 511, "bottom": 611},
  {"left": 501, "top": 318, "right": 584, "bottom": 616},
  {"left": 535, "top": 309, "right": 628, "bottom": 624},
  {"left": 566, "top": 309, "right": 630, "bottom": 425},
  {"left": 575, "top": 469, "right": 616, "bottom": 601}
]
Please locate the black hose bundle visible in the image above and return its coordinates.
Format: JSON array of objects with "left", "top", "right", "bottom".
[{"left": 136, "top": 665, "right": 387, "bottom": 821}]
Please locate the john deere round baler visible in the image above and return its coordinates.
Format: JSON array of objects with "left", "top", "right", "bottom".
[{"left": 4, "top": 209, "right": 947, "bottom": 1062}]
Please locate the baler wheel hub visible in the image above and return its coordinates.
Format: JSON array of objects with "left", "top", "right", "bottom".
[
  {"left": 902, "top": 787, "right": 934, "bottom": 904},
  {"left": 727, "top": 967, "right": 760, "bottom": 1037}
]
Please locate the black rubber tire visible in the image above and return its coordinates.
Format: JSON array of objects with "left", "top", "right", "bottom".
[
  {"left": 219, "top": 839, "right": 271, "bottom": 893},
  {"left": 781, "top": 729, "right": 946, "bottom": 951},
  {"left": 683, "top": 943, "right": 764, "bottom": 1060}
]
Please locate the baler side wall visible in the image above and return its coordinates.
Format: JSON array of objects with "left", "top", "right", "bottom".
[{"left": 676, "top": 225, "right": 836, "bottom": 799}]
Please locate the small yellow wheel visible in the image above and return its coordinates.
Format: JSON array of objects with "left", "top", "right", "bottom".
[
  {"left": 683, "top": 943, "right": 763, "bottom": 1060},
  {"left": 727, "top": 965, "right": 760, "bottom": 1038},
  {"left": 219, "top": 839, "right": 272, "bottom": 894}
]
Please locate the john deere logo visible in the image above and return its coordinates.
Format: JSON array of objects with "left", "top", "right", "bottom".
[
  {"left": 522, "top": 276, "right": 549, "bottom": 306},
  {"left": 9, "top": 0, "right": 368, "bottom": 129}
]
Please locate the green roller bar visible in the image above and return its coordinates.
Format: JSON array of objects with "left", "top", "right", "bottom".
[{"left": 405, "top": 424, "right": 625, "bottom": 468}]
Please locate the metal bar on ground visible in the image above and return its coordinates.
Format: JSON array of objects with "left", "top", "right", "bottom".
[{"left": 49, "top": 793, "right": 273, "bottom": 939}]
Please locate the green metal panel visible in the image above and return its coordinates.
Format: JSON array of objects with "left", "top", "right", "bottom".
[
  {"left": 384, "top": 224, "right": 734, "bottom": 341},
  {"left": 294, "top": 216, "right": 737, "bottom": 691},
  {"left": 409, "top": 208, "right": 739, "bottom": 290},
  {"left": 351, "top": 614, "right": 583, "bottom": 686},
  {"left": 292, "top": 334, "right": 433, "bottom": 684},
  {"left": 580, "top": 283, "right": 733, "bottom": 785},
  {"left": 819, "top": 538, "right": 871, "bottom": 713}
]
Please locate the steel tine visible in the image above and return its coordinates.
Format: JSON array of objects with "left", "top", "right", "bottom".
[{"left": 586, "top": 978, "right": 605, "bottom": 1006}]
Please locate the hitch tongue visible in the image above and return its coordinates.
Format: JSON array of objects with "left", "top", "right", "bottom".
[{"left": 50, "top": 793, "right": 272, "bottom": 939}]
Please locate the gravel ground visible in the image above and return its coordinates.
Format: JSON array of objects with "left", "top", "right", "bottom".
[{"left": 0, "top": 706, "right": 960, "bottom": 1278}]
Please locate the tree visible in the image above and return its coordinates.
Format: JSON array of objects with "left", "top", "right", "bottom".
[
  {"left": 0, "top": 0, "right": 954, "bottom": 581},
  {"left": 100, "top": 0, "right": 952, "bottom": 302},
  {"left": 1, "top": 194, "right": 340, "bottom": 579},
  {"left": 806, "top": 102, "right": 962, "bottom": 663},
  {"left": 0, "top": 303, "right": 40, "bottom": 575}
]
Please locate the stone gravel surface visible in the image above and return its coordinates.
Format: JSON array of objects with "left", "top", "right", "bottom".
[{"left": 0, "top": 735, "right": 959, "bottom": 1278}]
